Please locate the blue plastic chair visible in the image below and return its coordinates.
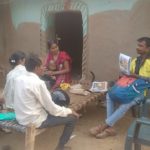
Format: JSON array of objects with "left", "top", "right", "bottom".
[{"left": 124, "top": 99, "right": 150, "bottom": 150}]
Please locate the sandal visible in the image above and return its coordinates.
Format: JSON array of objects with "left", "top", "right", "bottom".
[
  {"left": 89, "top": 123, "right": 107, "bottom": 136},
  {"left": 95, "top": 127, "right": 117, "bottom": 139}
]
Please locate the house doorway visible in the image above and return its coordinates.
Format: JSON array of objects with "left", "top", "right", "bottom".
[
  {"left": 54, "top": 10, "right": 83, "bottom": 79},
  {"left": 40, "top": 0, "right": 88, "bottom": 80}
]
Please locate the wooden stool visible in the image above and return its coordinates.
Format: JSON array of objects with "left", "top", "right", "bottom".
[{"left": 0, "top": 120, "right": 46, "bottom": 150}]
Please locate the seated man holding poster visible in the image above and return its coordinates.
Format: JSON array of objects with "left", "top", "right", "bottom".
[{"left": 89, "top": 37, "right": 150, "bottom": 139}]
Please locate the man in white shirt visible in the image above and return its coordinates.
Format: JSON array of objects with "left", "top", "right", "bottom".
[{"left": 13, "top": 54, "right": 79, "bottom": 150}]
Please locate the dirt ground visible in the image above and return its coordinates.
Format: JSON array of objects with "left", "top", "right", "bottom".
[{"left": 0, "top": 102, "right": 149, "bottom": 150}]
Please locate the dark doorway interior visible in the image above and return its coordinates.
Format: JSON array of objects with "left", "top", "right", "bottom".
[{"left": 54, "top": 10, "right": 83, "bottom": 79}]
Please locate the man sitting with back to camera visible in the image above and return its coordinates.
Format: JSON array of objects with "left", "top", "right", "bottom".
[{"left": 13, "top": 53, "right": 80, "bottom": 150}]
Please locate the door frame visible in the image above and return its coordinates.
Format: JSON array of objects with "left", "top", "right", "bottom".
[{"left": 40, "top": 0, "right": 89, "bottom": 80}]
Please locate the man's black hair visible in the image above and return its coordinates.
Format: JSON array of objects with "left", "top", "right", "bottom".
[
  {"left": 25, "top": 54, "right": 42, "bottom": 72},
  {"left": 137, "top": 37, "right": 150, "bottom": 47}
]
